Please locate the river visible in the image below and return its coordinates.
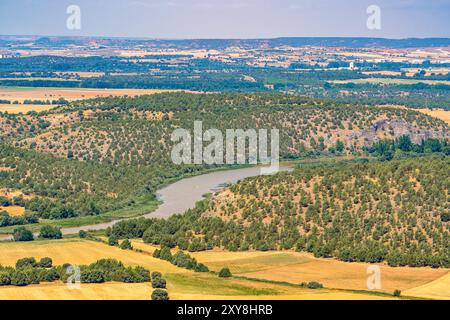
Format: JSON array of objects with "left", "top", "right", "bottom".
[{"left": 1, "top": 165, "right": 291, "bottom": 241}]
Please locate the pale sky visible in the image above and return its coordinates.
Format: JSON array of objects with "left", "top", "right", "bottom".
[{"left": 0, "top": 0, "right": 449, "bottom": 39}]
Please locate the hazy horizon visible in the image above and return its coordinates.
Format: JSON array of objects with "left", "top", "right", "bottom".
[
  {"left": 2, "top": 34, "right": 450, "bottom": 41},
  {"left": 1, "top": 0, "right": 449, "bottom": 39}
]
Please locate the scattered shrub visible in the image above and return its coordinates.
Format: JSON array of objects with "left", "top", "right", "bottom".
[
  {"left": 108, "top": 235, "right": 119, "bottom": 246},
  {"left": 16, "top": 257, "right": 37, "bottom": 269},
  {"left": 120, "top": 239, "right": 133, "bottom": 250},
  {"left": 159, "top": 247, "right": 173, "bottom": 262},
  {"left": 13, "top": 227, "right": 34, "bottom": 242},
  {"left": 306, "top": 281, "right": 323, "bottom": 289},
  {"left": 39, "top": 225, "right": 62, "bottom": 239},
  {"left": 43, "top": 268, "right": 60, "bottom": 282},
  {"left": 151, "top": 272, "right": 162, "bottom": 280},
  {"left": 218, "top": 267, "right": 232, "bottom": 278},
  {"left": 38, "top": 257, "right": 53, "bottom": 268},
  {"left": 78, "top": 230, "right": 88, "bottom": 238},
  {"left": 0, "top": 271, "right": 11, "bottom": 285},
  {"left": 151, "top": 289, "right": 169, "bottom": 300},
  {"left": 152, "top": 276, "right": 167, "bottom": 289},
  {"left": 300, "top": 281, "right": 324, "bottom": 289},
  {"left": 10, "top": 270, "right": 29, "bottom": 286}
]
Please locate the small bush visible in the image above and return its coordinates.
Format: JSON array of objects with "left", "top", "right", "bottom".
[
  {"left": 194, "top": 263, "right": 209, "bottom": 273},
  {"left": 393, "top": 289, "right": 401, "bottom": 297},
  {"left": 152, "top": 277, "right": 167, "bottom": 289},
  {"left": 0, "top": 196, "right": 10, "bottom": 207},
  {"left": 38, "top": 257, "right": 53, "bottom": 268},
  {"left": 39, "top": 225, "right": 62, "bottom": 239},
  {"left": 43, "top": 268, "right": 60, "bottom": 282},
  {"left": 300, "top": 281, "right": 324, "bottom": 289},
  {"left": 13, "top": 227, "right": 33, "bottom": 242},
  {"left": 151, "top": 271, "right": 162, "bottom": 280},
  {"left": 159, "top": 247, "right": 173, "bottom": 262},
  {"left": 218, "top": 267, "right": 232, "bottom": 278},
  {"left": 0, "top": 271, "right": 11, "bottom": 285},
  {"left": 306, "top": 281, "right": 323, "bottom": 289},
  {"left": 78, "top": 230, "right": 88, "bottom": 238},
  {"left": 151, "top": 289, "right": 169, "bottom": 300},
  {"left": 16, "top": 257, "right": 37, "bottom": 269},
  {"left": 81, "top": 269, "right": 105, "bottom": 284},
  {"left": 108, "top": 235, "right": 119, "bottom": 246},
  {"left": 441, "top": 212, "right": 450, "bottom": 222},
  {"left": 10, "top": 270, "right": 30, "bottom": 286},
  {"left": 120, "top": 239, "right": 133, "bottom": 250}
]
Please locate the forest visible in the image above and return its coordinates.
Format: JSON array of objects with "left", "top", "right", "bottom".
[{"left": 0, "top": 93, "right": 448, "bottom": 226}]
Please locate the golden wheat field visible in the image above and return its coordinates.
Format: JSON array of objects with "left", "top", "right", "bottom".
[
  {"left": 0, "top": 282, "right": 153, "bottom": 300},
  {"left": 0, "top": 239, "right": 399, "bottom": 300},
  {"left": 377, "top": 104, "right": 450, "bottom": 125},
  {"left": 0, "top": 275, "right": 393, "bottom": 300},
  {"left": 0, "top": 206, "right": 25, "bottom": 216},
  {"left": 403, "top": 272, "right": 450, "bottom": 300},
  {"left": 188, "top": 249, "right": 449, "bottom": 298},
  {"left": 332, "top": 78, "right": 450, "bottom": 85},
  {"left": 0, "top": 87, "right": 190, "bottom": 104},
  {"left": 0, "top": 104, "right": 55, "bottom": 114},
  {"left": 417, "top": 109, "right": 450, "bottom": 125},
  {"left": 0, "top": 239, "right": 184, "bottom": 273},
  {"left": 131, "top": 241, "right": 449, "bottom": 299}
]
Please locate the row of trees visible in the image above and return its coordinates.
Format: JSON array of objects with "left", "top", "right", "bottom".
[
  {"left": 0, "top": 211, "right": 38, "bottom": 227},
  {"left": 12, "top": 225, "right": 62, "bottom": 241},
  {"left": 0, "top": 258, "right": 152, "bottom": 287},
  {"left": 366, "top": 136, "right": 449, "bottom": 160},
  {"left": 153, "top": 247, "right": 209, "bottom": 273}
]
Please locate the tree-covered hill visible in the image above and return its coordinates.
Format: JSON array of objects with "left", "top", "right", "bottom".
[
  {"left": 109, "top": 156, "right": 449, "bottom": 268},
  {"left": 5, "top": 93, "right": 449, "bottom": 165},
  {"left": 202, "top": 156, "right": 449, "bottom": 268}
]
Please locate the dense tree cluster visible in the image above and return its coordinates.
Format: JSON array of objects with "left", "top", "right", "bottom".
[{"left": 366, "top": 136, "right": 449, "bottom": 160}]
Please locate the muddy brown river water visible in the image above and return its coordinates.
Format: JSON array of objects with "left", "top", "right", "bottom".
[{"left": 0, "top": 165, "right": 291, "bottom": 241}]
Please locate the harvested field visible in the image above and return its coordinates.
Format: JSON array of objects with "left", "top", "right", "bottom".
[
  {"left": 0, "top": 274, "right": 394, "bottom": 300},
  {"left": 131, "top": 241, "right": 449, "bottom": 299},
  {"left": 403, "top": 272, "right": 450, "bottom": 300},
  {"left": 0, "top": 104, "right": 55, "bottom": 114},
  {"left": 377, "top": 105, "right": 450, "bottom": 125},
  {"left": 0, "top": 206, "right": 25, "bottom": 216},
  {"left": 0, "top": 239, "right": 184, "bottom": 274},
  {"left": 417, "top": 109, "right": 450, "bottom": 125},
  {"left": 332, "top": 78, "right": 450, "bottom": 85},
  {"left": 362, "top": 71, "right": 402, "bottom": 76},
  {"left": 189, "top": 249, "right": 449, "bottom": 297},
  {"left": 0, "top": 282, "right": 153, "bottom": 300},
  {"left": 0, "top": 87, "right": 193, "bottom": 103},
  {"left": 0, "top": 239, "right": 398, "bottom": 300},
  {"left": 55, "top": 72, "right": 105, "bottom": 78}
]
